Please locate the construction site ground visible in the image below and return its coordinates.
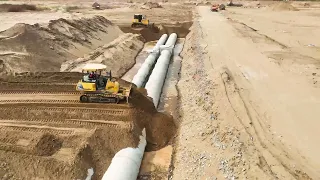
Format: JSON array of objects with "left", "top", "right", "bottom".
[{"left": 0, "top": 0, "right": 320, "bottom": 179}]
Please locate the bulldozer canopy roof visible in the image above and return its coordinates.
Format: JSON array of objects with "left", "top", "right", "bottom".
[{"left": 82, "top": 63, "right": 107, "bottom": 71}]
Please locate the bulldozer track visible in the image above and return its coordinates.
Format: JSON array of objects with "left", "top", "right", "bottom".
[
  {"left": 0, "top": 107, "right": 129, "bottom": 116},
  {"left": 0, "top": 119, "right": 131, "bottom": 129},
  {"left": 0, "top": 91, "right": 80, "bottom": 95}
]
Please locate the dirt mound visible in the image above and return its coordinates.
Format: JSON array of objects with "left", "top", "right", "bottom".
[
  {"left": 0, "top": 4, "right": 37, "bottom": 12},
  {"left": 129, "top": 87, "right": 176, "bottom": 151},
  {"left": 141, "top": 2, "right": 162, "bottom": 9},
  {"left": 119, "top": 21, "right": 192, "bottom": 42},
  {"left": 34, "top": 134, "right": 63, "bottom": 156},
  {"left": 61, "top": 33, "right": 145, "bottom": 77},
  {"left": 269, "top": 2, "right": 298, "bottom": 11},
  {"left": 0, "top": 16, "right": 123, "bottom": 75}
]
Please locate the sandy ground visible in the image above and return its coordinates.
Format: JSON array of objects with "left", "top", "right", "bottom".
[
  {"left": 1, "top": 0, "right": 320, "bottom": 179},
  {"left": 172, "top": 5, "right": 320, "bottom": 180},
  {"left": 0, "top": 1, "right": 192, "bottom": 31}
]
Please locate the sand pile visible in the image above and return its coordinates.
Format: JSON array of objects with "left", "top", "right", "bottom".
[
  {"left": 61, "top": 33, "right": 145, "bottom": 77},
  {"left": 0, "top": 4, "right": 37, "bottom": 12},
  {"left": 269, "top": 2, "right": 298, "bottom": 11},
  {"left": 0, "top": 16, "right": 123, "bottom": 75},
  {"left": 141, "top": 2, "right": 162, "bottom": 9}
]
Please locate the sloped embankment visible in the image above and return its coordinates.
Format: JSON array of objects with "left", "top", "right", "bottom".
[
  {"left": 0, "top": 16, "right": 122, "bottom": 74},
  {"left": 60, "top": 33, "right": 145, "bottom": 77}
]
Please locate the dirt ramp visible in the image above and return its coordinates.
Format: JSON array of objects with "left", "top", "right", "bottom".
[
  {"left": 61, "top": 33, "right": 145, "bottom": 77},
  {"left": 0, "top": 16, "right": 123, "bottom": 75}
]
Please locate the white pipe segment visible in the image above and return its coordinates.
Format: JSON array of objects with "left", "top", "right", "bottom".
[
  {"left": 145, "top": 33, "right": 178, "bottom": 107},
  {"left": 132, "top": 34, "right": 168, "bottom": 87},
  {"left": 102, "top": 128, "right": 146, "bottom": 180}
]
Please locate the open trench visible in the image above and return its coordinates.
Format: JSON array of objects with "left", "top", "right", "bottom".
[{"left": 114, "top": 24, "right": 192, "bottom": 179}]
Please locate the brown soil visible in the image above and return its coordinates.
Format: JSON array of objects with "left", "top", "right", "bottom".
[
  {"left": 119, "top": 22, "right": 192, "bottom": 41},
  {"left": 141, "top": 2, "right": 162, "bottom": 9},
  {"left": 0, "top": 16, "right": 123, "bottom": 75},
  {"left": 269, "top": 2, "right": 298, "bottom": 11},
  {"left": 0, "top": 75, "right": 176, "bottom": 179},
  {"left": 61, "top": 33, "right": 145, "bottom": 77},
  {"left": 34, "top": 134, "right": 63, "bottom": 156},
  {"left": 0, "top": 4, "right": 37, "bottom": 12}
]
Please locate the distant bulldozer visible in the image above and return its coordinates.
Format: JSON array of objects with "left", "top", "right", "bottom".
[
  {"left": 211, "top": 4, "right": 226, "bottom": 12},
  {"left": 92, "top": 2, "right": 101, "bottom": 9},
  {"left": 131, "top": 14, "right": 159, "bottom": 32}
]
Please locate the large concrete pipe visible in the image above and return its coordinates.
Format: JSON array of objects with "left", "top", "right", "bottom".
[
  {"left": 102, "top": 128, "right": 146, "bottom": 180},
  {"left": 132, "top": 34, "right": 168, "bottom": 88},
  {"left": 145, "top": 33, "right": 178, "bottom": 107}
]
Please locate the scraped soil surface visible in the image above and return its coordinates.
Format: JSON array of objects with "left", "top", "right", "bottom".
[{"left": 0, "top": 73, "right": 176, "bottom": 180}]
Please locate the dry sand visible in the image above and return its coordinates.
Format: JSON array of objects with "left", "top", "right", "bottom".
[
  {"left": 171, "top": 5, "right": 320, "bottom": 180},
  {"left": 1, "top": 0, "right": 320, "bottom": 179},
  {"left": 60, "top": 33, "right": 145, "bottom": 77},
  {"left": 0, "top": 16, "right": 123, "bottom": 75}
]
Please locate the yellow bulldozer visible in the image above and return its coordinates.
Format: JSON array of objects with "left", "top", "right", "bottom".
[
  {"left": 131, "top": 14, "right": 158, "bottom": 31},
  {"left": 76, "top": 63, "right": 131, "bottom": 103}
]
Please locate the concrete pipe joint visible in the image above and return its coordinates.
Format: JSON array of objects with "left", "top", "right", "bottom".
[
  {"left": 145, "top": 33, "right": 178, "bottom": 107},
  {"left": 131, "top": 34, "right": 168, "bottom": 88}
]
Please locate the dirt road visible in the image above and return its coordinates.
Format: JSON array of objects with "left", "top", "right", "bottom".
[{"left": 172, "top": 6, "right": 320, "bottom": 179}]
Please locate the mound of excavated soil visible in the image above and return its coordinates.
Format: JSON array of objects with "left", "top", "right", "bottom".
[
  {"left": 61, "top": 33, "right": 145, "bottom": 77},
  {"left": 269, "top": 2, "right": 298, "bottom": 11},
  {"left": 129, "top": 87, "right": 176, "bottom": 151},
  {"left": 34, "top": 134, "right": 63, "bottom": 156},
  {"left": 0, "top": 4, "right": 37, "bottom": 12},
  {"left": 0, "top": 16, "right": 122, "bottom": 75},
  {"left": 141, "top": 2, "right": 162, "bottom": 9}
]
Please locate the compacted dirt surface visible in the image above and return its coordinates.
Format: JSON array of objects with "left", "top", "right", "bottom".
[
  {"left": 1, "top": 0, "right": 320, "bottom": 179},
  {"left": 172, "top": 4, "right": 320, "bottom": 180}
]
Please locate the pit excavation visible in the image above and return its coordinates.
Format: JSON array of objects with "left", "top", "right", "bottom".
[{"left": 1, "top": 0, "right": 320, "bottom": 180}]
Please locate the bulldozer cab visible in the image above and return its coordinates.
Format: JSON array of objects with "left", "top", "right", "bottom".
[
  {"left": 77, "top": 63, "right": 119, "bottom": 92},
  {"left": 134, "top": 14, "right": 146, "bottom": 22},
  {"left": 81, "top": 63, "right": 107, "bottom": 83}
]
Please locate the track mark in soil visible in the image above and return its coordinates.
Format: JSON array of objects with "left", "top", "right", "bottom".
[
  {"left": 0, "top": 99, "right": 80, "bottom": 104},
  {"left": 0, "top": 119, "right": 131, "bottom": 129},
  {"left": 0, "top": 106, "right": 129, "bottom": 116},
  {"left": 0, "top": 123, "right": 87, "bottom": 135},
  {"left": 219, "top": 67, "right": 312, "bottom": 179},
  {"left": 228, "top": 18, "right": 287, "bottom": 49},
  {"left": 0, "top": 91, "right": 80, "bottom": 95}
]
